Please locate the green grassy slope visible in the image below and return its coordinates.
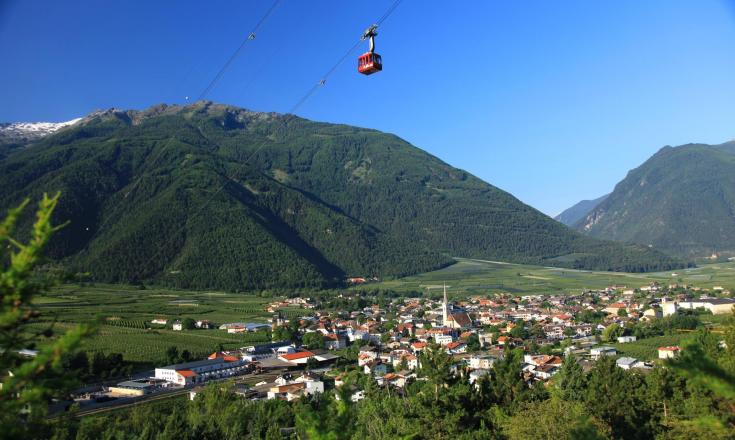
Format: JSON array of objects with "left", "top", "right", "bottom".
[{"left": 358, "top": 258, "right": 735, "bottom": 296}]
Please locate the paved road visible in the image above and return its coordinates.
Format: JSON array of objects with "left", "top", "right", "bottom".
[
  {"left": 56, "top": 367, "right": 300, "bottom": 419},
  {"left": 69, "top": 387, "right": 190, "bottom": 418}
]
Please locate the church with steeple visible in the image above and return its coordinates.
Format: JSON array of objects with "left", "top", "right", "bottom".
[{"left": 442, "top": 284, "right": 473, "bottom": 329}]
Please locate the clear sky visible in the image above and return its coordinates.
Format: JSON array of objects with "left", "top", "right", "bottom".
[{"left": 2, "top": 1, "right": 735, "bottom": 216}]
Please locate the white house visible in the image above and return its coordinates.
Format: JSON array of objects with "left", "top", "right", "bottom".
[
  {"left": 468, "top": 355, "right": 495, "bottom": 370},
  {"left": 658, "top": 346, "right": 681, "bottom": 359},
  {"left": 616, "top": 357, "right": 640, "bottom": 370},
  {"left": 469, "top": 369, "right": 491, "bottom": 385},
  {"left": 661, "top": 299, "right": 678, "bottom": 317},
  {"left": 445, "top": 341, "right": 466, "bottom": 354},
  {"left": 617, "top": 336, "right": 637, "bottom": 344},
  {"left": 364, "top": 361, "right": 388, "bottom": 376},
  {"left": 434, "top": 334, "right": 454, "bottom": 346},
  {"left": 293, "top": 373, "right": 325, "bottom": 395}
]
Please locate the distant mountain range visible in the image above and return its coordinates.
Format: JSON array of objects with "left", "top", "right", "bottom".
[
  {"left": 0, "top": 118, "right": 82, "bottom": 161},
  {"left": 574, "top": 140, "right": 735, "bottom": 258},
  {"left": 555, "top": 194, "right": 608, "bottom": 226},
  {"left": 0, "top": 118, "right": 81, "bottom": 147},
  {"left": 0, "top": 102, "right": 684, "bottom": 290}
]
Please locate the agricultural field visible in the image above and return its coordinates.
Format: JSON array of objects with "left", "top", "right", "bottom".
[
  {"left": 358, "top": 258, "right": 735, "bottom": 297},
  {"left": 31, "top": 284, "right": 283, "bottom": 365},
  {"left": 613, "top": 334, "right": 688, "bottom": 361}
]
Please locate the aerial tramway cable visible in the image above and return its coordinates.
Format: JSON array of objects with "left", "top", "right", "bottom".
[
  {"left": 197, "top": 0, "right": 282, "bottom": 101},
  {"left": 131, "top": 0, "right": 405, "bottom": 280},
  {"left": 289, "top": 0, "right": 403, "bottom": 114},
  {"left": 87, "top": 0, "right": 282, "bottom": 241}
]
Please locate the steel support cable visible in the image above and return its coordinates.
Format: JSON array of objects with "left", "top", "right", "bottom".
[
  {"left": 132, "top": 0, "right": 404, "bottom": 279},
  {"left": 87, "top": 0, "right": 282, "bottom": 241},
  {"left": 288, "top": 0, "right": 403, "bottom": 114},
  {"left": 198, "top": 0, "right": 283, "bottom": 101}
]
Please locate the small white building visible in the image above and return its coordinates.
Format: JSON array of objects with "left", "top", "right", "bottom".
[
  {"left": 445, "top": 342, "right": 466, "bottom": 354},
  {"left": 363, "top": 361, "right": 388, "bottom": 376},
  {"left": 590, "top": 346, "right": 617, "bottom": 360},
  {"left": 324, "top": 334, "right": 346, "bottom": 350},
  {"left": 434, "top": 334, "right": 454, "bottom": 346},
  {"left": 658, "top": 346, "right": 681, "bottom": 359},
  {"left": 616, "top": 357, "right": 640, "bottom": 370},
  {"left": 661, "top": 299, "right": 678, "bottom": 317},
  {"left": 468, "top": 355, "right": 495, "bottom": 370},
  {"left": 469, "top": 368, "right": 491, "bottom": 385},
  {"left": 172, "top": 321, "right": 183, "bottom": 331},
  {"left": 617, "top": 336, "right": 637, "bottom": 344}
]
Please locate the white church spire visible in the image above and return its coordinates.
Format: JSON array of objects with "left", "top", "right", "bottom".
[{"left": 442, "top": 283, "right": 449, "bottom": 326}]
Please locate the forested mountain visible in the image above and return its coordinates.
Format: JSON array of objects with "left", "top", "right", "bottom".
[
  {"left": 0, "top": 102, "right": 683, "bottom": 290},
  {"left": 576, "top": 141, "right": 735, "bottom": 257},
  {"left": 555, "top": 194, "right": 608, "bottom": 226}
]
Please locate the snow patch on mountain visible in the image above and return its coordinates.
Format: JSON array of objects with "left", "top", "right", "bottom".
[{"left": 0, "top": 118, "right": 82, "bottom": 144}]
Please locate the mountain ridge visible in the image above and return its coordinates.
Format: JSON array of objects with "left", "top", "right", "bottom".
[
  {"left": 555, "top": 194, "right": 609, "bottom": 226},
  {"left": 0, "top": 102, "right": 685, "bottom": 290},
  {"left": 575, "top": 140, "right": 735, "bottom": 257}
]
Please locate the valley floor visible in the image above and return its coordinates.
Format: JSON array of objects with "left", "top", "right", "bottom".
[{"left": 358, "top": 258, "right": 735, "bottom": 296}]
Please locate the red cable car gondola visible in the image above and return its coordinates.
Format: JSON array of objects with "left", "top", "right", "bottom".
[{"left": 358, "top": 25, "right": 382, "bottom": 75}]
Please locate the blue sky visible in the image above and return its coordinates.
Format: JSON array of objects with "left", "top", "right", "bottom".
[{"left": 2, "top": 1, "right": 735, "bottom": 216}]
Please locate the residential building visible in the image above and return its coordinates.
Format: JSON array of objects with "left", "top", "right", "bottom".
[
  {"left": 658, "top": 346, "right": 681, "bottom": 359},
  {"left": 468, "top": 355, "right": 495, "bottom": 370},
  {"left": 590, "top": 346, "right": 617, "bottom": 360}
]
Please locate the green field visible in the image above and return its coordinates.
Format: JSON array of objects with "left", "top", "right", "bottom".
[
  {"left": 32, "top": 284, "right": 278, "bottom": 364},
  {"left": 358, "top": 258, "right": 735, "bottom": 296},
  {"left": 613, "top": 334, "right": 688, "bottom": 361},
  {"left": 32, "top": 260, "right": 735, "bottom": 364}
]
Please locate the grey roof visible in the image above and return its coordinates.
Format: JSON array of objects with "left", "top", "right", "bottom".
[
  {"left": 246, "top": 340, "right": 292, "bottom": 354},
  {"left": 616, "top": 357, "right": 638, "bottom": 366},
  {"left": 314, "top": 352, "right": 340, "bottom": 361},
  {"left": 115, "top": 380, "right": 156, "bottom": 389},
  {"left": 697, "top": 298, "right": 735, "bottom": 305},
  {"left": 158, "top": 358, "right": 233, "bottom": 371}
]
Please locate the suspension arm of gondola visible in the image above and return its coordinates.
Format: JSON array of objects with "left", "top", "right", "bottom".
[{"left": 361, "top": 24, "right": 378, "bottom": 53}]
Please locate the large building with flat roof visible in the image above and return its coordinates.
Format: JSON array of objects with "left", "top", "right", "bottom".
[
  {"left": 678, "top": 298, "right": 735, "bottom": 315},
  {"left": 109, "top": 378, "right": 167, "bottom": 396},
  {"left": 154, "top": 356, "right": 247, "bottom": 385}
]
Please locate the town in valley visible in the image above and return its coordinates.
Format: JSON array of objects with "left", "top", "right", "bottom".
[{"left": 55, "top": 277, "right": 733, "bottom": 412}]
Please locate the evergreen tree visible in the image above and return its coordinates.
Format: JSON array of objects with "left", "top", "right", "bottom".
[
  {"left": 556, "top": 354, "right": 587, "bottom": 401},
  {"left": 0, "top": 194, "right": 95, "bottom": 439}
]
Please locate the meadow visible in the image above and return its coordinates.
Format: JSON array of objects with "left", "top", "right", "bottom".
[
  {"left": 358, "top": 258, "right": 735, "bottom": 297},
  {"left": 613, "top": 334, "right": 687, "bottom": 361},
  {"left": 33, "top": 260, "right": 735, "bottom": 365},
  {"left": 32, "top": 284, "right": 278, "bottom": 365}
]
